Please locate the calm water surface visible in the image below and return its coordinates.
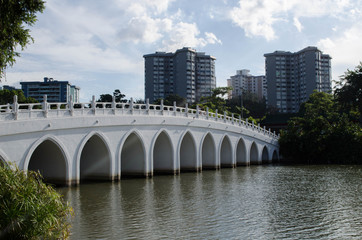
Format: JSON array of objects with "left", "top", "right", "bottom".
[{"left": 58, "top": 165, "right": 362, "bottom": 239}]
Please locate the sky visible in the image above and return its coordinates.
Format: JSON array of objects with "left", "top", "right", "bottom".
[{"left": 2, "top": 0, "right": 362, "bottom": 102}]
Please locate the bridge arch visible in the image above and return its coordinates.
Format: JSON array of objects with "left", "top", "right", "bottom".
[
  {"left": 201, "top": 132, "right": 217, "bottom": 169},
  {"left": 220, "top": 135, "right": 233, "bottom": 167},
  {"left": 272, "top": 150, "right": 279, "bottom": 162},
  {"left": 24, "top": 135, "right": 70, "bottom": 185},
  {"left": 250, "top": 142, "right": 259, "bottom": 164},
  {"left": 78, "top": 132, "right": 112, "bottom": 182},
  {"left": 151, "top": 129, "right": 174, "bottom": 174},
  {"left": 236, "top": 138, "right": 247, "bottom": 166},
  {"left": 120, "top": 130, "right": 147, "bottom": 177},
  {"left": 262, "top": 146, "right": 269, "bottom": 163},
  {"left": 178, "top": 131, "right": 198, "bottom": 171}
]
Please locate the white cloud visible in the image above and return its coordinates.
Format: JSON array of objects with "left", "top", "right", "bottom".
[
  {"left": 293, "top": 17, "right": 303, "bottom": 32},
  {"left": 317, "top": 23, "right": 362, "bottom": 79},
  {"left": 161, "top": 22, "right": 222, "bottom": 51},
  {"left": 229, "top": 0, "right": 357, "bottom": 40},
  {"left": 229, "top": 1, "right": 279, "bottom": 41},
  {"left": 205, "top": 32, "right": 222, "bottom": 45}
]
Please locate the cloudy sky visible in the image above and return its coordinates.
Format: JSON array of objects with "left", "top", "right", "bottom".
[{"left": 2, "top": 0, "right": 362, "bottom": 101}]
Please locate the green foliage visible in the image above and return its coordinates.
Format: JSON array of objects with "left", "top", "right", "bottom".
[
  {"left": 113, "top": 89, "right": 126, "bottom": 103},
  {"left": 197, "top": 87, "right": 232, "bottom": 114},
  {"left": 279, "top": 91, "right": 362, "bottom": 164},
  {"left": 0, "top": 89, "right": 38, "bottom": 104},
  {"left": 334, "top": 62, "right": 362, "bottom": 124},
  {"left": 0, "top": 164, "right": 73, "bottom": 239},
  {"left": 97, "top": 89, "right": 126, "bottom": 103},
  {"left": 226, "top": 92, "right": 267, "bottom": 119},
  {"left": 0, "top": 0, "right": 45, "bottom": 78},
  {"left": 154, "top": 94, "right": 186, "bottom": 106}
]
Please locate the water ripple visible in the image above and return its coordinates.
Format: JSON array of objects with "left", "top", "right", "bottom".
[{"left": 58, "top": 165, "right": 362, "bottom": 240}]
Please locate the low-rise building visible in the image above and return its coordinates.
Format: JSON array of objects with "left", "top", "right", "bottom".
[{"left": 20, "top": 77, "right": 80, "bottom": 102}]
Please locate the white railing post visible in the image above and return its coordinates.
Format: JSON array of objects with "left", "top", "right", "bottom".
[
  {"left": 196, "top": 105, "right": 199, "bottom": 118},
  {"left": 239, "top": 115, "right": 241, "bottom": 125},
  {"left": 130, "top": 98, "right": 134, "bottom": 114},
  {"left": 215, "top": 109, "right": 218, "bottom": 121},
  {"left": 223, "top": 111, "right": 226, "bottom": 123},
  {"left": 173, "top": 101, "right": 176, "bottom": 115},
  {"left": 43, "top": 95, "right": 48, "bottom": 118},
  {"left": 231, "top": 113, "right": 234, "bottom": 124},
  {"left": 69, "top": 95, "right": 74, "bottom": 116},
  {"left": 185, "top": 103, "right": 188, "bottom": 117},
  {"left": 112, "top": 96, "right": 116, "bottom": 114},
  {"left": 91, "top": 95, "right": 96, "bottom": 115},
  {"left": 13, "top": 95, "right": 18, "bottom": 120},
  {"left": 160, "top": 99, "right": 164, "bottom": 115},
  {"left": 146, "top": 98, "right": 149, "bottom": 114},
  {"left": 206, "top": 107, "right": 209, "bottom": 120}
]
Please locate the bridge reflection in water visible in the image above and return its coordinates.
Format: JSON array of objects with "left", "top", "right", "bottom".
[{"left": 0, "top": 96, "right": 279, "bottom": 186}]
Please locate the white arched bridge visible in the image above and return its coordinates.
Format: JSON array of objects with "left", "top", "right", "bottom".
[{"left": 0, "top": 96, "right": 279, "bottom": 186}]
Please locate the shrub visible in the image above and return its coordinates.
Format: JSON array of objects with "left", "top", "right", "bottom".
[{"left": 0, "top": 164, "right": 73, "bottom": 239}]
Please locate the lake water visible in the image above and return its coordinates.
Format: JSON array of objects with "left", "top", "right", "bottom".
[{"left": 58, "top": 165, "right": 362, "bottom": 239}]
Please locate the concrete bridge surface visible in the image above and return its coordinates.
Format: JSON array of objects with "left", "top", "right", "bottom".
[{"left": 0, "top": 96, "right": 279, "bottom": 185}]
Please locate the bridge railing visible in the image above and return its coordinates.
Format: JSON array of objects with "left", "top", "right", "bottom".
[{"left": 0, "top": 95, "right": 279, "bottom": 139}]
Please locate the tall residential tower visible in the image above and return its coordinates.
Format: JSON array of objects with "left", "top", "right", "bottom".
[
  {"left": 144, "top": 47, "right": 216, "bottom": 103},
  {"left": 264, "top": 46, "right": 331, "bottom": 113}
]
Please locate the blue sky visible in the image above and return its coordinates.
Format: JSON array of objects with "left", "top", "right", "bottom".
[{"left": 2, "top": 0, "right": 362, "bottom": 102}]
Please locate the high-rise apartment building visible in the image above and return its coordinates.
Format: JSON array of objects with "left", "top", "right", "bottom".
[
  {"left": 264, "top": 46, "right": 331, "bottom": 113},
  {"left": 21, "top": 77, "right": 80, "bottom": 102},
  {"left": 144, "top": 47, "right": 216, "bottom": 103},
  {"left": 227, "top": 69, "right": 267, "bottom": 101}
]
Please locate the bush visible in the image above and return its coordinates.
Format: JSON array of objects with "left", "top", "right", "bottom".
[{"left": 0, "top": 164, "right": 73, "bottom": 239}]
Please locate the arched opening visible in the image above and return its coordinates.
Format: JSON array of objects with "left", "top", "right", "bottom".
[
  {"left": 272, "top": 150, "right": 279, "bottom": 162},
  {"left": 180, "top": 132, "right": 197, "bottom": 171},
  {"left": 236, "top": 138, "right": 247, "bottom": 166},
  {"left": 80, "top": 135, "right": 111, "bottom": 182},
  {"left": 220, "top": 136, "right": 233, "bottom": 167},
  {"left": 202, "top": 133, "right": 217, "bottom": 169},
  {"left": 121, "top": 133, "right": 146, "bottom": 177},
  {"left": 262, "top": 146, "right": 269, "bottom": 164},
  {"left": 153, "top": 131, "right": 173, "bottom": 174},
  {"left": 28, "top": 140, "right": 67, "bottom": 185},
  {"left": 250, "top": 142, "right": 259, "bottom": 164}
]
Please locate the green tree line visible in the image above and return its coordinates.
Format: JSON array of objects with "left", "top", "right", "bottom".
[{"left": 279, "top": 63, "right": 362, "bottom": 164}]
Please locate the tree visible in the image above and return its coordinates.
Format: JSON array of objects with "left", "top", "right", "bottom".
[
  {"left": 0, "top": 0, "right": 45, "bottom": 79},
  {"left": 198, "top": 87, "right": 232, "bottom": 114},
  {"left": 0, "top": 89, "right": 38, "bottom": 104},
  {"left": 97, "top": 89, "right": 126, "bottom": 103},
  {"left": 226, "top": 92, "right": 267, "bottom": 119},
  {"left": 154, "top": 94, "right": 186, "bottom": 106},
  {"left": 279, "top": 91, "right": 362, "bottom": 164},
  {"left": 0, "top": 164, "right": 73, "bottom": 239},
  {"left": 334, "top": 63, "right": 362, "bottom": 124},
  {"left": 113, "top": 89, "right": 126, "bottom": 103},
  {"left": 97, "top": 94, "right": 113, "bottom": 103}
]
